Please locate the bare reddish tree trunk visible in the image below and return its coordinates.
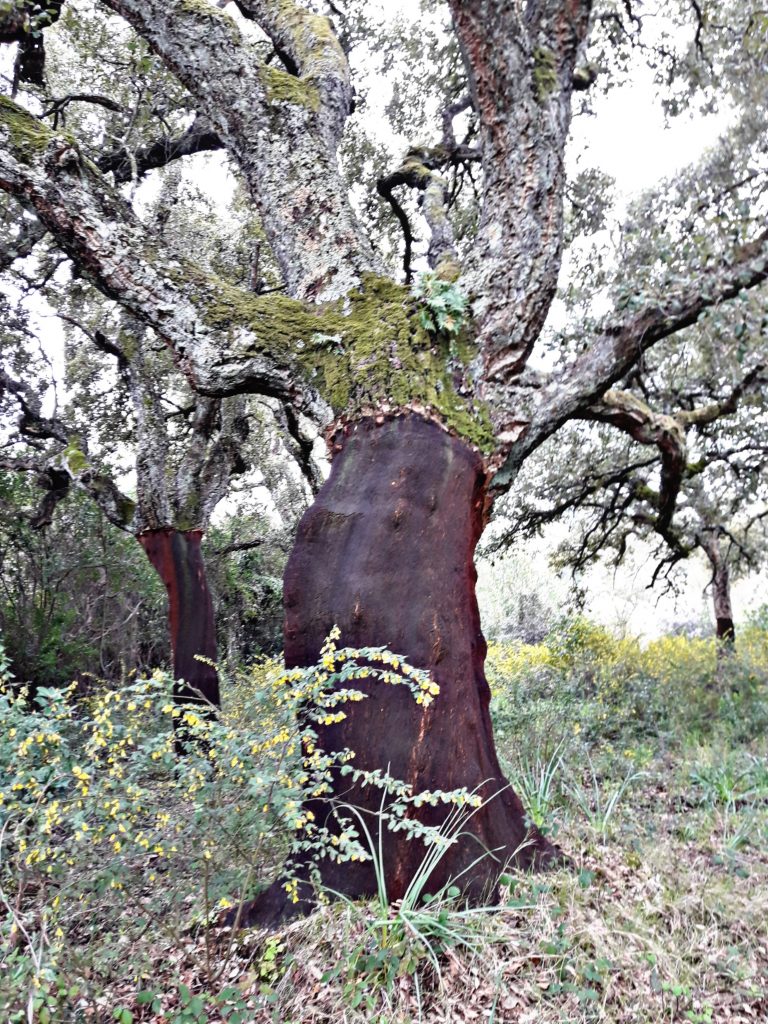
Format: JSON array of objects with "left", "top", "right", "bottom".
[
  {"left": 138, "top": 528, "right": 220, "bottom": 707},
  {"left": 242, "top": 416, "right": 555, "bottom": 926},
  {"left": 714, "top": 583, "right": 736, "bottom": 650}
]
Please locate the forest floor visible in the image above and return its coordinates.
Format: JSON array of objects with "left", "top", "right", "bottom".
[
  {"left": 107, "top": 741, "right": 768, "bottom": 1024},
  {"left": 3, "top": 628, "right": 768, "bottom": 1023}
]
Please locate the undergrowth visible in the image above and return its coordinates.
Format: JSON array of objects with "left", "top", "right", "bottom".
[{"left": 1, "top": 618, "right": 767, "bottom": 1022}]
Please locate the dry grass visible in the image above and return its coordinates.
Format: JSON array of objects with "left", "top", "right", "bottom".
[{"left": 88, "top": 750, "right": 768, "bottom": 1024}]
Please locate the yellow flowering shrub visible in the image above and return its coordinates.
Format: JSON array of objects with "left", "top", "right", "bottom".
[
  {"left": 487, "top": 616, "right": 768, "bottom": 751},
  {"left": 0, "top": 628, "right": 479, "bottom": 1019}
]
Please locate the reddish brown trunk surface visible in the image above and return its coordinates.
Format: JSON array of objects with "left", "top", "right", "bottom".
[
  {"left": 716, "top": 617, "right": 736, "bottom": 645},
  {"left": 138, "top": 528, "right": 220, "bottom": 707},
  {"left": 243, "top": 415, "right": 554, "bottom": 925}
]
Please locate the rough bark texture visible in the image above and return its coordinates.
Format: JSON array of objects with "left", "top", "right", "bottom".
[
  {"left": 101, "top": 0, "right": 378, "bottom": 303},
  {"left": 701, "top": 533, "right": 736, "bottom": 653},
  {"left": 450, "top": 0, "right": 592, "bottom": 384},
  {"left": 138, "top": 528, "right": 220, "bottom": 707},
  {"left": 240, "top": 415, "right": 555, "bottom": 926}
]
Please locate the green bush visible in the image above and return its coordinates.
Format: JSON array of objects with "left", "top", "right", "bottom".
[
  {"left": 0, "top": 630, "right": 481, "bottom": 1020},
  {"left": 487, "top": 618, "right": 768, "bottom": 755}
]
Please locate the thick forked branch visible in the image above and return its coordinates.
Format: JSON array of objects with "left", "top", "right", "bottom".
[
  {"left": 450, "top": 0, "right": 592, "bottom": 379},
  {"left": 377, "top": 149, "right": 461, "bottom": 282},
  {"left": 377, "top": 95, "right": 479, "bottom": 281},
  {"left": 0, "top": 96, "right": 331, "bottom": 414},
  {"left": 233, "top": 0, "right": 352, "bottom": 141},
  {"left": 493, "top": 228, "right": 768, "bottom": 491},
  {"left": 0, "top": 96, "right": 492, "bottom": 447},
  {"left": 580, "top": 390, "right": 688, "bottom": 538},
  {"left": 100, "top": 0, "right": 376, "bottom": 301}
]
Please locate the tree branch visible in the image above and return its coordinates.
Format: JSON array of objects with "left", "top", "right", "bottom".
[
  {"left": 42, "top": 93, "right": 123, "bottom": 125},
  {"left": 0, "top": 366, "right": 137, "bottom": 531},
  {"left": 676, "top": 362, "right": 767, "bottom": 427},
  {"left": 57, "top": 314, "right": 129, "bottom": 373},
  {"left": 233, "top": 0, "right": 352, "bottom": 140},
  {"left": 1, "top": 1, "right": 64, "bottom": 86},
  {"left": 377, "top": 147, "right": 462, "bottom": 281},
  {"left": 0, "top": 96, "right": 331, "bottom": 416},
  {"left": 0, "top": 365, "right": 69, "bottom": 445},
  {"left": 96, "top": 115, "right": 224, "bottom": 184},
  {"left": 493, "top": 226, "right": 768, "bottom": 491},
  {"left": 209, "top": 537, "right": 265, "bottom": 558},
  {"left": 100, "top": 0, "right": 376, "bottom": 301},
  {"left": 0, "top": 1, "right": 63, "bottom": 43},
  {"left": 579, "top": 391, "right": 687, "bottom": 537}
]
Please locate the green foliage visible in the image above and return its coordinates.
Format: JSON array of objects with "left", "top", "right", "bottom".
[
  {"left": 412, "top": 272, "right": 469, "bottom": 338},
  {"left": 487, "top": 616, "right": 768, "bottom": 750},
  {"left": 565, "top": 755, "right": 646, "bottom": 840},
  {"left": 3, "top": 619, "right": 767, "bottom": 1021},
  {"left": 0, "top": 477, "right": 166, "bottom": 688},
  {"left": 507, "top": 742, "right": 565, "bottom": 836},
  {"left": 322, "top": 792, "right": 499, "bottom": 1007},
  {"left": 0, "top": 630, "right": 484, "bottom": 1019}
]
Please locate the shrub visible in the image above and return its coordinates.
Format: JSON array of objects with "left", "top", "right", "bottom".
[
  {"left": 487, "top": 620, "right": 768, "bottom": 753},
  {"left": 0, "top": 630, "right": 480, "bottom": 1020}
]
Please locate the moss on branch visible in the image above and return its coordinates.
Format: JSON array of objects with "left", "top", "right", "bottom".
[
  {"left": 266, "top": 2, "right": 345, "bottom": 76},
  {"left": 203, "top": 274, "right": 494, "bottom": 450},
  {"left": 0, "top": 95, "right": 54, "bottom": 162},
  {"left": 258, "top": 65, "right": 320, "bottom": 111}
]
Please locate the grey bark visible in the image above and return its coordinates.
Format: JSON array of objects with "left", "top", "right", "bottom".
[
  {"left": 100, "top": 0, "right": 379, "bottom": 302},
  {"left": 2, "top": 0, "right": 768, "bottom": 497}
]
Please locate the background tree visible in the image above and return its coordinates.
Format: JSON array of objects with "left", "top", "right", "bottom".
[
  {"left": 0, "top": 472, "right": 167, "bottom": 695},
  {"left": 500, "top": 372, "right": 768, "bottom": 650},
  {"left": 1, "top": 0, "right": 768, "bottom": 922},
  {"left": 491, "top": 110, "right": 768, "bottom": 650},
  {"left": 1, "top": 129, "right": 319, "bottom": 705}
]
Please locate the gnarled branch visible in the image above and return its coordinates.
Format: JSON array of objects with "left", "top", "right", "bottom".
[
  {"left": 100, "top": 0, "right": 376, "bottom": 301},
  {"left": 493, "top": 227, "right": 768, "bottom": 491},
  {"left": 0, "top": 96, "right": 330, "bottom": 416},
  {"left": 96, "top": 115, "right": 224, "bottom": 184}
]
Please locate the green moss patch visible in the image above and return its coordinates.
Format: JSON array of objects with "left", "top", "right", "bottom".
[
  {"left": 203, "top": 273, "right": 494, "bottom": 451},
  {"left": 258, "top": 65, "right": 320, "bottom": 111},
  {"left": 0, "top": 95, "right": 54, "bottom": 162}
]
